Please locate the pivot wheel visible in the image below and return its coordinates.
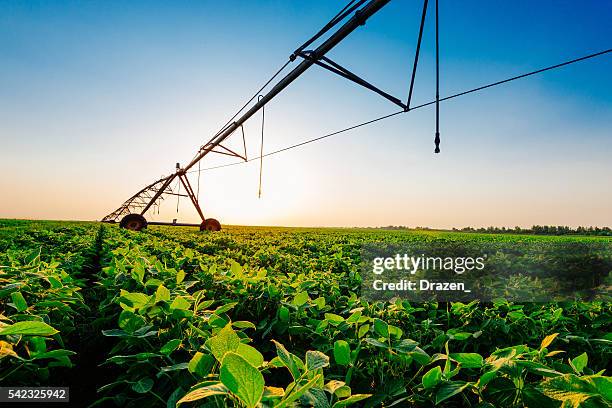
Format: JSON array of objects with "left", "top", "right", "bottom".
[
  {"left": 200, "top": 218, "right": 221, "bottom": 232},
  {"left": 119, "top": 214, "right": 148, "bottom": 231}
]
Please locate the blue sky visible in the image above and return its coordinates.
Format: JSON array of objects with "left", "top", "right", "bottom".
[{"left": 1, "top": 0, "right": 611, "bottom": 227}]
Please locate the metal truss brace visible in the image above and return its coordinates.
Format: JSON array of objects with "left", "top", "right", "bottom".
[
  {"left": 204, "top": 142, "right": 247, "bottom": 161},
  {"left": 298, "top": 50, "right": 407, "bottom": 110},
  {"left": 178, "top": 173, "right": 205, "bottom": 221},
  {"left": 101, "top": 175, "right": 177, "bottom": 222}
]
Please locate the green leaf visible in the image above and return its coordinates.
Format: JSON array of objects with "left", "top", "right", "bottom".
[
  {"left": 306, "top": 350, "right": 330, "bottom": 371},
  {"left": 166, "top": 387, "right": 185, "bottom": 408},
  {"left": 278, "top": 306, "right": 290, "bottom": 323},
  {"left": 176, "top": 270, "right": 186, "bottom": 284},
  {"left": 105, "top": 353, "right": 161, "bottom": 364},
  {"left": 448, "top": 332, "right": 472, "bottom": 341},
  {"left": 144, "top": 278, "right": 163, "bottom": 287},
  {"left": 345, "top": 310, "right": 362, "bottom": 324},
  {"left": 450, "top": 353, "right": 484, "bottom": 368},
  {"left": 422, "top": 366, "right": 442, "bottom": 389},
  {"left": 132, "top": 263, "right": 145, "bottom": 283},
  {"left": 482, "top": 377, "right": 518, "bottom": 407},
  {"left": 169, "top": 296, "right": 191, "bottom": 311},
  {"left": 357, "top": 324, "right": 370, "bottom": 338},
  {"left": 208, "top": 314, "right": 228, "bottom": 328},
  {"left": 132, "top": 377, "right": 154, "bottom": 393},
  {"left": 0, "top": 321, "right": 58, "bottom": 336},
  {"left": 161, "top": 363, "right": 189, "bottom": 372},
  {"left": 589, "top": 376, "right": 612, "bottom": 401},
  {"left": 195, "top": 299, "right": 214, "bottom": 311},
  {"left": 324, "top": 380, "right": 347, "bottom": 394},
  {"left": 387, "top": 325, "right": 403, "bottom": 339},
  {"left": 118, "top": 310, "right": 146, "bottom": 333},
  {"left": 570, "top": 352, "right": 588, "bottom": 374},
  {"left": 118, "top": 291, "right": 150, "bottom": 310},
  {"left": 325, "top": 313, "right": 344, "bottom": 325},
  {"left": 276, "top": 374, "right": 322, "bottom": 408},
  {"left": 293, "top": 292, "right": 310, "bottom": 307},
  {"left": 301, "top": 388, "right": 329, "bottom": 408},
  {"left": 522, "top": 385, "right": 560, "bottom": 408},
  {"left": 515, "top": 361, "right": 562, "bottom": 378},
  {"left": 364, "top": 338, "right": 388, "bottom": 349},
  {"left": 102, "top": 328, "right": 157, "bottom": 338},
  {"left": 435, "top": 381, "right": 469, "bottom": 404},
  {"left": 155, "top": 285, "right": 171, "bottom": 303},
  {"left": 410, "top": 347, "right": 431, "bottom": 366},
  {"left": 208, "top": 324, "right": 240, "bottom": 362},
  {"left": 214, "top": 302, "right": 238, "bottom": 315},
  {"left": 233, "top": 321, "right": 257, "bottom": 330},
  {"left": 236, "top": 343, "right": 264, "bottom": 368},
  {"left": 31, "top": 349, "right": 76, "bottom": 360},
  {"left": 335, "top": 386, "right": 352, "bottom": 399},
  {"left": 177, "top": 382, "right": 228, "bottom": 405},
  {"left": 332, "top": 394, "right": 371, "bottom": 408},
  {"left": 11, "top": 292, "right": 28, "bottom": 312},
  {"left": 230, "top": 261, "right": 244, "bottom": 277},
  {"left": 333, "top": 340, "right": 351, "bottom": 366},
  {"left": 0, "top": 283, "right": 24, "bottom": 299},
  {"left": 373, "top": 319, "right": 389, "bottom": 338},
  {"left": 188, "top": 352, "right": 215, "bottom": 377},
  {"left": 538, "top": 374, "right": 601, "bottom": 407},
  {"left": 478, "top": 370, "right": 497, "bottom": 387},
  {"left": 271, "top": 340, "right": 301, "bottom": 380},
  {"left": 160, "top": 339, "right": 181, "bottom": 355},
  {"left": 29, "top": 337, "right": 46, "bottom": 354},
  {"left": 313, "top": 297, "right": 326, "bottom": 309},
  {"left": 47, "top": 276, "right": 63, "bottom": 289},
  {"left": 220, "top": 352, "right": 264, "bottom": 408}
]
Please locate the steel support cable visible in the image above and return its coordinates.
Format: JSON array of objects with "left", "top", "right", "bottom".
[
  {"left": 258, "top": 95, "right": 265, "bottom": 198},
  {"left": 185, "top": 48, "right": 611, "bottom": 174},
  {"left": 197, "top": 161, "right": 201, "bottom": 200},
  {"left": 411, "top": 48, "right": 612, "bottom": 110},
  {"left": 190, "top": 110, "right": 404, "bottom": 172},
  {"left": 210, "top": 60, "right": 292, "bottom": 142},
  {"left": 406, "top": 0, "right": 429, "bottom": 109},
  {"left": 434, "top": 0, "right": 440, "bottom": 153},
  {"left": 241, "top": 125, "right": 248, "bottom": 161},
  {"left": 293, "top": 0, "right": 366, "bottom": 58},
  {"left": 176, "top": 178, "right": 181, "bottom": 213},
  {"left": 320, "top": 0, "right": 360, "bottom": 34},
  {"left": 210, "top": 0, "right": 365, "bottom": 145},
  {"left": 329, "top": 0, "right": 360, "bottom": 26}
]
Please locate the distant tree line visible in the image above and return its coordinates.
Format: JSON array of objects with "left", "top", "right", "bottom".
[
  {"left": 452, "top": 225, "right": 612, "bottom": 236},
  {"left": 374, "top": 225, "right": 612, "bottom": 236}
]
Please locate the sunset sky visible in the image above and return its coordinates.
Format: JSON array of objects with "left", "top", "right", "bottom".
[{"left": 1, "top": 0, "right": 611, "bottom": 228}]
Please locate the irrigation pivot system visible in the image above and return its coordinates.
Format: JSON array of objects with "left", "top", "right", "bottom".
[
  {"left": 103, "top": 0, "right": 403, "bottom": 231},
  {"left": 102, "top": 0, "right": 611, "bottom": 231}
]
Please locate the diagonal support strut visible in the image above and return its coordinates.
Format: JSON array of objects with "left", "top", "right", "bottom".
[{"left": 298, "top": 51, "right": 407, "bottom": 109}]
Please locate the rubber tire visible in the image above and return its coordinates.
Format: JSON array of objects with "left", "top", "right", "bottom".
[
  {"left": 200, "top": 218, "right": 221, "bottom": 232},
  {"left": 119, "top": 214, "right": 148, "bottom": 231}
]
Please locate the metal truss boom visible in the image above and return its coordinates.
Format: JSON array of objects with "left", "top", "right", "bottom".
[
  {"left": 103, "top": 0, "right": 396, "bottom": 228},
  {"left": 183, "top": 0, "right": 393, "bottom": 173}
]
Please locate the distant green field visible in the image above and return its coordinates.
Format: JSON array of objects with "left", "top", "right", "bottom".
[{"left": 0, "top": 220, "right": 610, "bottom": 407}]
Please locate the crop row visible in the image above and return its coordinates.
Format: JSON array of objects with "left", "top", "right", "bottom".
[{"left": 0, "top": 221, "right": 99, "bottom": 385}]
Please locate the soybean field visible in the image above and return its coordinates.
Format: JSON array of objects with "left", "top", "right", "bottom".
[{"left": 0, "top": 220, "right": 610, "bottom": 407}]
